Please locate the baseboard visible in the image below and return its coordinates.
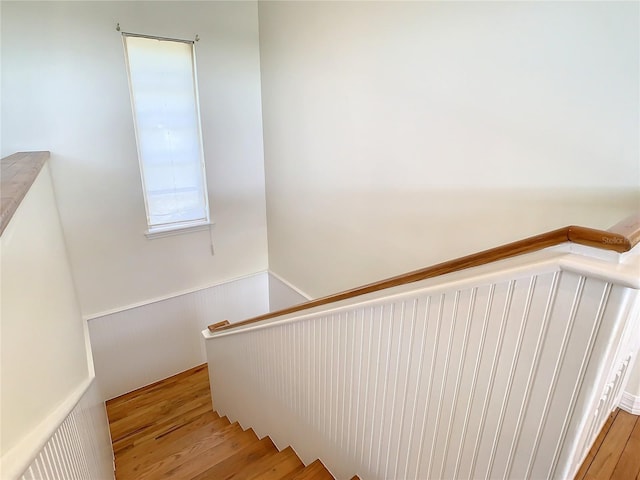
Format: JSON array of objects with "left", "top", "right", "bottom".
[{"left": 619, "top": 391, "right": 640, "bottom": 415}]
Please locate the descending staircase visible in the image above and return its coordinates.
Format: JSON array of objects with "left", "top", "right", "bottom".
[{"left": 106, "top": 365, "right": 357, "bottom": 480}]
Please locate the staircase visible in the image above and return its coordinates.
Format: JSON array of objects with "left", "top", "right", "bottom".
[{"left": 106, "top": 365, "right": 357, "bottom": 480}]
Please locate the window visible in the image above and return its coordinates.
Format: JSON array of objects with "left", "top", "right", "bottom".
[{"left": 123, "top": 33, "right": 210, "bottom": 237}]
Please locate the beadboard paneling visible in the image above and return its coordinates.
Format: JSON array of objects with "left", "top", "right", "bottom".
[
  {"left": 206, "top": 261, "right": 639, "bottom": 480},
  {"left": 18, "top": 379, "right": 113, "bottom": 480}
]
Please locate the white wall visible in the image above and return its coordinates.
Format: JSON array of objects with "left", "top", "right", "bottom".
[
  {"left": 1, "top": 1, "right": 268, "bottom": 317},
  {"left": 268, "top": 271, "right": 311, "bottom": 312},
  {"left": 0, "top": 164, "right": 91, "bottom": 456},
  {"left": 259, "top": 1, "right": 640, "bottom": 300},
  {"left": 88, "top": 272, "right": 269, "bottom": 400},
  {"left": 626, "top": 367, "right": 640, "bottom": 397},
  {"left": 88, "top": 269, "right": 321, "bottom": 401}
]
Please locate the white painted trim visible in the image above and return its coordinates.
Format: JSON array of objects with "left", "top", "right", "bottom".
[
  {"left": 619, "top": 392, "right": 640, "bottom": 415},
  {"left": 268, "top": 270, "right": 314, "bottom": 300},
  {"left": 205, "top": 248, "right": 640, "bottom": 340},
  {"left": 0, "top": 376, "right": 95, "bottom": 480},
  {"left": 84, "top": 270, "right": 268, "bottom": 320},
  {"left": 144, "top": 221, "right": 214, "bottom": 239},
  {"left": 558, "top": 255, "right": 640, "bottom": 289}
]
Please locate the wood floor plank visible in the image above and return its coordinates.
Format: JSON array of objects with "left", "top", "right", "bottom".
[
  {"left": 575, "top": 409, "right": 620, "bottom": 480},
  {"left": 584, "top": 409, "right": 638, "bottom": 480},
  {"left": 109, "top": 383, "right": 212, "bottom": 429},
  {"left": 117, "top": 411, "right": 225, "bottom": 457},
  {"left": 110, "top": 393, "right": 211, "bottom": 443},
  {"left": 129, "top": 425, "right": 257, "bottom": 479},
  {"left": 116, "top": 414, "right": 233, "bottom": 473},
  {"left": 290, "top": 459, "right": 334, "bottom": 480},
  {"left": 117, "top": 422, "right": 244, "bottom": 479},
  {"left": 107, "top": 365, "right": 209, "bottom": 418},
  {"left": 109, "top": 383, "right": 212, "bottom": 440},
  {"left": 113, "top": 400, "right": 213, "bottom": 454},
  {"left": 611, "top": 415, "right": 640, "bottom": 480},
  {"left": 191, "top": 436, "right": 278, "bottom": 480},
  {"left": 240, "top": 446, "right": 304, "bottom": 480}
]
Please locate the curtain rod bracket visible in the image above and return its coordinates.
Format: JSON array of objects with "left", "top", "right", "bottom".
[
  {"left": 195, "top": 34, "right": 200, "bottom": 42},
  {"left": 116, "top": 23, "right": 121, "bottom": 32}
]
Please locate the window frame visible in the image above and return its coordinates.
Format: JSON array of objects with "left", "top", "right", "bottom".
[{"left": 122, "top": 32, "right": 211, "bottom": 239}]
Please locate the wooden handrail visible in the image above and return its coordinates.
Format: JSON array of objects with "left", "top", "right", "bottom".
[
  {"left": 208, "top": 213, "right": 640, "bottom": 333},
  {"left": 208, "top": 320, "right": 230, "bottom": 331},
  {"left": 1, "top": 151, "right": 50, "bottom": 236}
]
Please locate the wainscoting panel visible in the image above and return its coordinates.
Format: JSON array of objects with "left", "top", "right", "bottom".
[
  {"left": 18, "top": 379, "right": 113, "bottom": 480},
  {"left": 206, "top": 256, "right": 640, "bottom": 480},
  {"left": 268, "top": 268, "right": 640, "bottom": 417},
  {"left": 88, "top": 272, "right": 269, "bottom": 401}
]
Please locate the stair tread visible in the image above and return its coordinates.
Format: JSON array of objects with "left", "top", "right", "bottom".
[
  {"left": 128, "top": 425, "right": 259, "bottom": 479},
  {"left": 237, "top": 445, "right": 305, "bottom": 480},
  {"left": 289, "top": 459, "right": 334, "bottom": 480},
  {"left": 108, "top": 365, "right": 332, "bottom": 480},
  {"left": 112, "top": 396, "right": 214, "bottom": 454},
  {"left": 116, "top": 411, "right": 230, "bottom": 459},
  {"left": 116, "top": 416, "right": 237, "bottom": 476},
  {"left": 190, "top": 436, "right": 278, "bottom": 480},
  {"left": 107, "top": 366, "right": 210, "bottom": 423},
  {"left": 109, "top": 378, "right": 212, "bottom": 439}
]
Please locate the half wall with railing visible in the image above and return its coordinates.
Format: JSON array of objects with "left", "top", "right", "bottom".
[
  {"left": 1, "top": 152, "right": 114, "bottom": 480},
  {"left": 203, "top": 215, "right": 640, "bottom": 479}
]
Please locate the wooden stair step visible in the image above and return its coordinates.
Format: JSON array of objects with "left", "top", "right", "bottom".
[
  {"left": 190, "top": 436, "right": 278, "bottom": 479},
  {"left": 117, "top": 421, "right": 243, "bottom": 478},
  {"left": 108, "top": 377, "right": 211, "bottom": 430},
  {"left": 127, "top": 424, "right": 258, "bottom": 479},
  {"left": 107, "top": 366, "right": 208, "bottom": 413},
  {"left": 290, "top": 459, "right": 334, "bottom": 479},
  {"left": 107, "top": 366, "right": 210, "bottom": 422},
  {"left": 107, "top": 366, "right": 348, "bottom": 480},
  {"left": 238, "top": 445, "right": 305, "bottom": 480},
  {"left": 115, "top": 414, "right": 235, "bottom": 474},
  {"left": 112, "top": 395, "right": 213, "bottom": 453},
  {"left": 116, "top": 411, "right": 230, "bottom": 460}
]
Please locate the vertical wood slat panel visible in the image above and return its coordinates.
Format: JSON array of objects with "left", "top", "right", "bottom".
[
  {"left": 207, "top": 268, "right": 636, "bottom": 480},
  {"left": 546, "top": 283, "right": 629, "bottom": 480},
  {"left": 18, "top": 381, "right": 113, "bottom": 480}
]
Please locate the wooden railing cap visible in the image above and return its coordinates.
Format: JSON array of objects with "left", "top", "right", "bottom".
[
  {"left": 208, "top": 320, "right": 230, "bottom": 332},
  {"left": 209, "top": 212, "right": 640, "bottom": 334},
  {"left": 1, "top": 151, "right": 50, "bottom": 236}
]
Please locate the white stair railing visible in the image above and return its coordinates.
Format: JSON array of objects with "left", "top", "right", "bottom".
[{"left": 203, "top": 221, "right": 640, "bottom": 480}]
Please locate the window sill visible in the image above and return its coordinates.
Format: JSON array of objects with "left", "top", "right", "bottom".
[{"left": 145, "top": 221, "right": 213, "bottom": 239}]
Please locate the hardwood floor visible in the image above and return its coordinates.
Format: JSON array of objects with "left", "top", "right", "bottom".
[
  {"left": 106, "top": 365, "right": 341, "bottom": 480},
  {"left": 577, "top": 408, "right": 640, "bottom": 480},
  {"left": 107, "top": 364, "right": 638, "bottom": 480}
]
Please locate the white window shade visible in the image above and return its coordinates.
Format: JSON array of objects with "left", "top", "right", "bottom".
[{"left": 123, "top": 34, "right": 209, "bottom": 232}]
